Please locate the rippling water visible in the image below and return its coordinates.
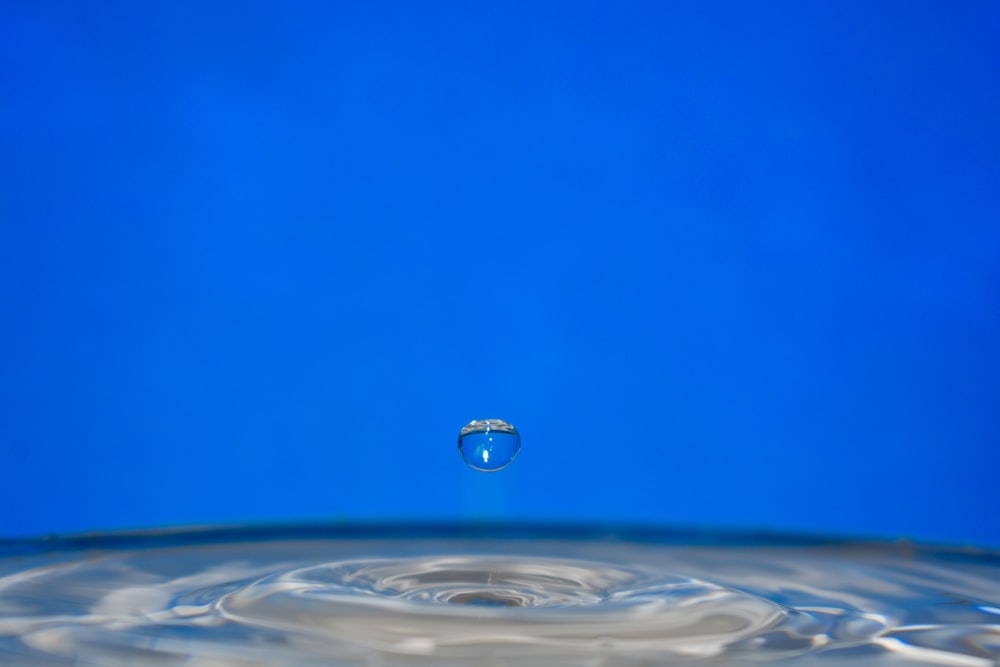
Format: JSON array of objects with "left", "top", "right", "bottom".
[{"left": 1, "top": 524, "right": 998, "bottom": 666}]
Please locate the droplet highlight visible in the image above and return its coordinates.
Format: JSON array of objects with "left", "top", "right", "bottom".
[{"left": 458, "top": 419, "right": 520, "bottom": 472}]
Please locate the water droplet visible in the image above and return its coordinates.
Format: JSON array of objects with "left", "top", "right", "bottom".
[{"left": 458, "top": 419, "right": 520, "bottom": 472}]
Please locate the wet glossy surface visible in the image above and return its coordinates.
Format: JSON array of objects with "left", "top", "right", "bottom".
[{"left": 0, "top": 524, "right": 997, "bottom": 665}]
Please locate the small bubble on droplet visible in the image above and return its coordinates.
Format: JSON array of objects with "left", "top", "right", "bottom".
[{"left": 458, "top": 419, "right": 520, "bottom": 472}]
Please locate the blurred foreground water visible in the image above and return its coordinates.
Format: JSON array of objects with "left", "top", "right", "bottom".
[{"left": 1, "top": 524, "right": 998, "bottom": 666}]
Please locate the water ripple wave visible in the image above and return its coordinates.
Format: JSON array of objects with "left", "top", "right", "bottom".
[{"left": 0, "top": 525, "right": 997, "bottom": 666}]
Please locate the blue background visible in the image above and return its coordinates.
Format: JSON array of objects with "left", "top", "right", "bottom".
[{"left": 2, "top": 2, "right": 998, "bottom": 546}]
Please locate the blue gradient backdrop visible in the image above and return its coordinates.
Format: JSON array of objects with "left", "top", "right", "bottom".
[{"left": 2, "top": 2, "right": 998, "bottom": 546}]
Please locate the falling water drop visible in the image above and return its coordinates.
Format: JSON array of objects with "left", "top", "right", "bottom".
[{"left": 458, "top": 419, "right": 520, "bottom": 472}]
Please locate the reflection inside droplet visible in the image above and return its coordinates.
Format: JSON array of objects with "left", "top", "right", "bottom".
[{"left": 458, "top": 419, "right": 520, "bottom": 472}]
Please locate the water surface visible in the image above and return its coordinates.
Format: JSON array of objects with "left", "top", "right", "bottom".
[{"left": 1, "top": 524, "right": 998, "bottom": 666}]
